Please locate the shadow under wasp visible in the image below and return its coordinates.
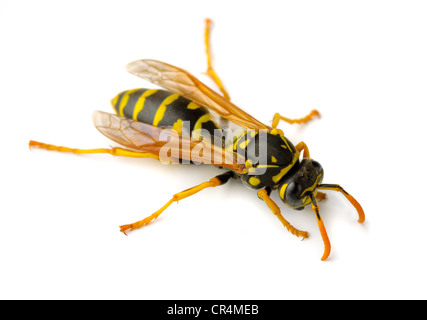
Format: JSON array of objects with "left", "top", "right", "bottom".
[{"left": 30, "top": 19, "right": 365, "bottom": 260}]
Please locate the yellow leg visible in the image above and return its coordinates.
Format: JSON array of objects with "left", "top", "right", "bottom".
[
  {"left": 29, "top": 140, "right": 159, "bottom": 160},
  {"left": 120, "top": 171, "right": 233, "bottom": 234},
  {"left": 257, "top": 189, "right": 308, "bottom": 239},
  {"left": 271, "top": 110, "right": 320, "bottom": 129},
  {"left": 295, "top": 141, "right": 310, "bottom": 159},
  {"left": 204, "top": 18, "right": 231, "bottom": 101}
]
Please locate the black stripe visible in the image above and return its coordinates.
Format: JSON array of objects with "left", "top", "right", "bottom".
[
  {"left": 121, "top": 89, "right": 148, "bottom": 119},
  {"left": 137, "top": 90, "right": 172, "bottom": 125},
  {"left": 112, "top": 91, "right": 126, "bottom": 115},
  {"left": 158, "top": 96, "right": 202, "bottom": 131}
]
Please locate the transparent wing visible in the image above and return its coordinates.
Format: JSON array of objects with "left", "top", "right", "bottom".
[
  {"left": 126, "top": 59, "right": 271, "bottom": 131},
  {"left": 92, "top": 111, "right": 247, "bottom": 173}
]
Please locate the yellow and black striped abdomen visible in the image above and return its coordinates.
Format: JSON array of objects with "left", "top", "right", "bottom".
[{"left": 111, "top": 89, "right": 220, "bottom": 137}]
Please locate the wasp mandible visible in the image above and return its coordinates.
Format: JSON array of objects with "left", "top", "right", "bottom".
[{"left": 30, "top": 19, "right": 365, "bottom": 260}]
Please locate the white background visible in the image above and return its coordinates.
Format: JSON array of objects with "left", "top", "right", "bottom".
[{"left": 1, "top": 0, "right": 426, "bottom": 300}]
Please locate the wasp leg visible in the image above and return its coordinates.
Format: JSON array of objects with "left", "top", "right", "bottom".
[
  {"left": 295, "top": 141, "right": 310, "bottom": 159},
  {"left": 271, "top": 110, "right": 320, "bottom": 129},
  {"left": 204, "top": 18, "right": 231, "bottom": 101},
  {"left": 257, "top": 188, "right": 308, "bottom": 239},
  {"left": 29, "top": 140, "right": 160, "bottom": 160},
  {"left": 120, "top": 171, "right": 234, "bottom": 234}
]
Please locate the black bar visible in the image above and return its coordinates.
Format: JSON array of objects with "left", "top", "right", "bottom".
[{"left": 142, "top": 300, "right": 286, "bottom": 318}]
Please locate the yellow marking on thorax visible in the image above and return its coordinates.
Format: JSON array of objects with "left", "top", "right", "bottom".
[
  {"left": 271, "top": 156, "right": 277, "bottom": 163},
  {"left": 238, "top": 130, "right": 258, "bottom": 149},
  {"left": 132, "top": 89, "right": 158, "bottom": 120},
  {"left": 118, "top": 89, "right": 140, "bottom": 117},
  {"left": 239, "top": 138, "right": 251, "bottom": 149},
  {"left": 232, "top": 131, "right": 247, "bottom": 151},
  {"left": 280, "top": 135, "right": 292, "bottom": 150},
  {"left": 257, "top": 164, "right": 280, "bottom": 168},
  {"left": 187, "top": 102, "right": 201, "bottom": 109},
  {"left": 249, "top": 177, "right": 261, "bottom": 186},
  {"left": 270, "top": 128, "right": 284, "bottom": 136},
  {"left": 225, "top": 143, "right": 234, "bottom": 152},
  {"left": 272, "top": 150, "right": 300, "bottom": 184},
  {"left": 153, "top": 93, "right": 180, "bottom": 126}
]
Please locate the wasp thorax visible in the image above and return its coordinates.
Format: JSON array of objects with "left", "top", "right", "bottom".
[
  {"left": 278, "top": 159, "right": 324, "bottom": 210},
  {"left": 239, "top": 132, "right": 301, "bottom": 190}
]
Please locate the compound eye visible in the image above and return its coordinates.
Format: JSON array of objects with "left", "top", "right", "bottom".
[
  {"left": 286, "top": 181, "right": 302, "bottom": 202},
  {"left": 311, "top": 160, "right": 323, "bottom": 174}
]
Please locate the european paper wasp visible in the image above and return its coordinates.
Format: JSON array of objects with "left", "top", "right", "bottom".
[{"left": 30, "top": 19, "right": 365, "bottom": 260}]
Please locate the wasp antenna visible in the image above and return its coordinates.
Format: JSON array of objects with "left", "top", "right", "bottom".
[
  {"left": 318, "top": 184, "right": 365, "bottom": 223},
  {"left": 310, "top": 193, "right": 331, "bottom": 261}
]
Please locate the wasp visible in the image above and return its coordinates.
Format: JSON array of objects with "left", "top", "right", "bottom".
[{"left": 30, "top": 19, "right": 364, "bottom": 260}]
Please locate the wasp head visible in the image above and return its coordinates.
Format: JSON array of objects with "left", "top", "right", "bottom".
[{"left": 278, "top": 158, "right": 324, "bottom": 210}]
